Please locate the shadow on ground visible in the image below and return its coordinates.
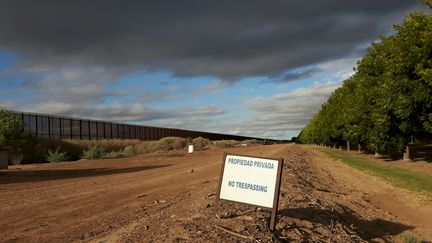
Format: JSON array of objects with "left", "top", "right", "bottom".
[
  {"left": 278, "top": 204, "right": 413, "bottom": 240},
  {"left": 0, "top": 164, "right": 173, "bottom": 184}
]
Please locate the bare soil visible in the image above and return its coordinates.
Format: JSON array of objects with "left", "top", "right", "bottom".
[{"left": 0, "top": 144, "right": 431, "bottom": 242}]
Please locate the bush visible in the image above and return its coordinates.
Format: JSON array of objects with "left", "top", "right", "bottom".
[
  {"left": 142, "top": 137, "right": 187, "bottom": 153},
  {"left": 172, "top": 138, "right": 187, "bottom": 150},
  {"left": 9, "top": 153, "right": 23, "bottom": 165},
  {"left": 0, "top": 109, "right": 23, "bottom": 140},
  {"left": 0, "top": 109, "right": 24, "bottom": 151},
  {"left": 213, "top": 140, "right": 238, "bottom": 148},
  {"left": 66, "top": 139, "right": 141, "bottom": 152},
  {"left": 193, "top": 137, "right": 210, "bottom": 151},
  {"left": 123, "top": 137, "right": 188, "bottom": 155},
  {"left": 404, "top": 234, "right": 418, "bottom": 243},
  {"left": 150, "top": 137, "right": 175, "bottom": 151},
  {"left": 82, "top": 146, "right": 105, "bottom": 160},
  {"left": 103, "top": 150, "right": 125, "bottom": 159},
  {"left": 46, "top": 147, "right": 69, "bottom": 163},
  {"left": 242, "top": 139, "right": 258, "bottom": 145},
  {"left": 134, "top": 141, "right": 153, "bottom": 154},
  {"left": 6, "top": 136, "right": 82, "bottom": 164},
  {"left": 123, "top": 145, "right": 137, "bottom": 156}
]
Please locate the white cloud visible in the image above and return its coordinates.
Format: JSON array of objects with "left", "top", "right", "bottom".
[{"left": 205, "top": 81, "right": 344, "bottom": 139}]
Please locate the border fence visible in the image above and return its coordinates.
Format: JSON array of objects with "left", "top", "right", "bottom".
[{"left": 11, "top": 110, "right": 270, "bottom": 142}]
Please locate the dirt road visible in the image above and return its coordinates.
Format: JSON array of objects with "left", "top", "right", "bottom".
[{"left": 0, "top": 144, "right": 431, "bottom": 242}]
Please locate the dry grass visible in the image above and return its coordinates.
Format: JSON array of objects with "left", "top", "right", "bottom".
[
  {"left": 123, "top": 145, "right": 137, "bottom": 156},
  {"left": 121, "top": 137, "right": 188, "bottom": 155},
  {"left": 193, "top": 137, "right": 210, "bottom": 151},
  {"left": 133, "top": 141, "right": 154, "bottom": 154},
  {"left": 212, "top": 139, "right": 238, "bottom": 148},
  {"left": 241, "top": 139, "right": 259, "bottom": 145},
  {"left": 172, "top": 138, "right": 187, "bottom": 150},
  {"left": 14, "top": 136, "right": 258, "bottom": 164},
  {"left": 65, "top": 139, "right": 141, "bottom": 152}
]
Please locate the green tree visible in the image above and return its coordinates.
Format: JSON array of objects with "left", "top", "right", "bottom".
[
  {"left": 423, "top": 0, "right": 432, "bottom": 8},
  {"left": 0, "top": 109, "right": 23, "bottom": 149},
  {"left": 299, "top": 4, "right": 432, "bottom": 157}
]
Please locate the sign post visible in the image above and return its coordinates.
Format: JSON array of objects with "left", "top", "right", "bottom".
[{"left": 217, "top": 153, "right": 284, "bottom": 231}]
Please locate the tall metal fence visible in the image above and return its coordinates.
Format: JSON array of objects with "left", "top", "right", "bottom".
[{"left": 12, "top": 111, "right": 264, "bottom": 142}]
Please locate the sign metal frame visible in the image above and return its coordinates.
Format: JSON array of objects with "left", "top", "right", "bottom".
[{"left": 217, "top": 153, "right": 284, "bottom": 231}]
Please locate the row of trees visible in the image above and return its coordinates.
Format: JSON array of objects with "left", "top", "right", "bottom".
[{"left": 298, "top": 2, "right": 432, "bottom": 157}]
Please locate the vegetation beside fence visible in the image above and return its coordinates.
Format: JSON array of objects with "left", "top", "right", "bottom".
[{"left": 0, "top": 109, "right": 263, "bottom": 164}]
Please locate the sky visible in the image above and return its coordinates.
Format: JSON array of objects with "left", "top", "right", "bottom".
[{"left": 0, "top": 0, "right": 426, "bottom": 140}]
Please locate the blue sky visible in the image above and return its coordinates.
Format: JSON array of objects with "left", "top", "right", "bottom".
[{"left": 0, "top": 1, "right": 423, "bottom": 139}]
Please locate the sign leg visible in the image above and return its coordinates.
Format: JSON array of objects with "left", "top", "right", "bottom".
[
  {"left": 270, "top": 207, "right": 277, "bottom": 231},
  {"left": 270, "top": 158, "right": 283, "bottom": 231}
]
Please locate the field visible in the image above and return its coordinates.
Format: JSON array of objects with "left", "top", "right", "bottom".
[{"left": 1, "top": 144, "right": 432, "bottom": 242}]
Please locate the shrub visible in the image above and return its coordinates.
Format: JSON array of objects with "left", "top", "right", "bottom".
[
  {"left": 6, "top": 136, "right": 82, "bottom": 164},
  {"left": 127, "top": 137, "right": 188, "bottom": 154},
  {"left": 103, "top": 150, "right": 125, "bottom": 159},
  {"left": 404, "top": 234, "right": 418, "bottom": 243},
  {"left": 172, "top": 138, "right": 187, "bottom": 150},
  {"left": 123, "top": 145, "right": 137, "bottom": 156},
  {"left": 0, "top": 109, "right": 24, "bottom": 151},
  {"left": 143, "top": 137, "right": 187, "bottom": 153},
  {"left": 46, "top": 147, "right": 69, "bottom": 163},
  {"left": 134, "top": 141, "right": 153, "bottom": 154},
  {"left": 213, "top": 140, "right": 238, "bottom": 148},
  {"left": 242, "top": 139, "right": 258, "bottom": 145},
  {"left": 150, "top": 137, "right": 174, "bottom": 151},
  {"left": 0, "top": 109, "right": 23, "bottom": 140},
  {"left": 192, "top": 137, "right": 210, "bottom": 151},
  {"left": 9, "top": 153, "right": 23, "bottom": 165},
  {"left": 66, "top": 139, "right": 141, "bottom": 152},
  {"left": 82, "top": 146, "right": 105, "bottom": 160}
]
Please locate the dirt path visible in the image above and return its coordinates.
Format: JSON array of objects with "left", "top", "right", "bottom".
[
  {"left": 0, "top": 144, "right": 431, "bottom": 242},
  {"left": 300, "top": 146, "right": 432, "bottom": 242}
]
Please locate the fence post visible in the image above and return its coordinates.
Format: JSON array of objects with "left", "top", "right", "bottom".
[
  {"left": 117, "top": 124, "right": 120, "bottom": 139},
  {"left": 35, "top": 115, "right": 39, "bottom": 137},
  {"left": 59, "top": 118, "right": 63, "bottom": 139},
  {"left": 21, "top": 113, "right": 24, "bottom": 132},
  {"left": 96, "top": 122, "right": 99, "bottom": 140},
  {"left": 79, "top": 120, "right": 82, "bottom": 140},
  {"left": 70, "top": 120, "right": 73, "bottom": 140},
  {"left": 48, "top": 116, "right": 51, "bottom": 139},
  {"left": 88, "top": 121, "right": 91, "bottom": 140}
]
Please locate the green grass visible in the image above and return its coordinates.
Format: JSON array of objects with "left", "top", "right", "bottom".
[
  {"left": 404, "top": 234, "right": 418, "bottom": 243},
  {"left": 46, "top": 147, "right": 70, "bottom": 163},
  {"left": 315, "top": 147, "right": 432, "bottom": 195}
]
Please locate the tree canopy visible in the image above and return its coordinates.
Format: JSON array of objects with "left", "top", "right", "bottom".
[{"left": 298, "top": 8, "right": 432, "bottom": 153}]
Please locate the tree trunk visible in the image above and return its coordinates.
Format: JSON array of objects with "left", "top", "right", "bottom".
[
  {"left": 357, "top": 144, "right": 361, "bottom": 153},
  {"left": 374, "top": 149, "right": 380, "bottom": 157},
  {"left": 403, "top": 145, "right": 411, "bottom": 161},
  {"left": 0, "top": 151, "right": 8, "bottom": 170},
  {"left": 347, "top": 141, "right": 350, "bottom": 152}
]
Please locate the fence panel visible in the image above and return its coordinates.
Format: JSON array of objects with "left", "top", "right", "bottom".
[
  {"left": 62, "top": 118, "right": 71, "bottom": 139},
  {"left": 12, "top": 111, "right": 264, "bottom": 142}
]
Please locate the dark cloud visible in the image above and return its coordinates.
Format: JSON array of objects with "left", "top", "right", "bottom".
[
  {"left": 0, "top": 0, "right": 420, "bottom": 81},
  {"left": 269, "top": 67, "right": 323, "bottom": 83}
]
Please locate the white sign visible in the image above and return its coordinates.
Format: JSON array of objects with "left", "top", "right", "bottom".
[
  {"left": 218, "top": 154, "right": 281, "bottom": 208},
  {"left": 188, "top": 145, "right": 194, "bottom": 154}
]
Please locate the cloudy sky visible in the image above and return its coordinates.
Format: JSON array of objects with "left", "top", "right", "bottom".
[{"left": 0, "top": 0, "right": 425, "bottom": 139}]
